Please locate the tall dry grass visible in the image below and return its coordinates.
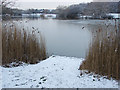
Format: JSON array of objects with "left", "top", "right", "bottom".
[
  {"left": 0, "top": 22, "right": 2, "bottom": 66},
  {"left": 80, "top": 21, "right": 120, "bottom": 80},
  {"left": 2, "top": 22, "right": 47, "bottom": 65}
]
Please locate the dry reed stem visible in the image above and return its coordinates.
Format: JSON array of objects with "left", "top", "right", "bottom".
[
  {"left": 2, "top": 22, "right": 47, "bottom": 66},
  {"left": 0, "top": 22, "right": 2, "bottom": 65},
  {"left": 80, "top": 22, "right": 120, "bottom": 80}
]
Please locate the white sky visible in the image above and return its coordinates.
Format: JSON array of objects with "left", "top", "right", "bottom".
[
  {"left": 14, "top": 0, "right": 93, "bottom": 9},
  {"left": 17, "top": 0, "right": 92, "bottom": 3},
  {"left": 14, "top": 0, "right": 120, "bottom": 10}
]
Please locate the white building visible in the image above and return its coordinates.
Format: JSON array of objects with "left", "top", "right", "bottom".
[{"left": 107, "top": 13, "right": 120, "bottom": 19}]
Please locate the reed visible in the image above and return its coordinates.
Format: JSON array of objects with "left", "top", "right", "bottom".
[
  {"left": 80, "top": 22, "right": 120, "bottom": 80},
  {"left": 0, "top": 22, "right": 2, "bottom": 66},
  {"left": 2, "top": 22, "right": 47, "bottom": 66}
]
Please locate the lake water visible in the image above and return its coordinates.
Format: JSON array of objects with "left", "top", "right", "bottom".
[{"left": 12, "top": 18, "right": 117, "bottom": 58}]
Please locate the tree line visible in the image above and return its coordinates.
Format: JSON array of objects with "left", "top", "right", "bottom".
[
  {"left": 56, "top": 2, "right": 120, "bottom": 19},
  {"left": 1, "top": 0, "right": 120, "bottom": 19}
]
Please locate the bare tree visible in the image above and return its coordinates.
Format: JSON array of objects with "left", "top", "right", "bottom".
[
  {"left": 2, "top": 0, "right": 15, "bottom": 8},
  {"left": 93, "top": 0, "right": 120, "bottom": 2},
  {"left": 83, "top": 2, "right": 115, "bottom": 18},
  {"left": 56, "top": 4, "right": 87, "bottom": 19},
  {"left": 1, "top": 0, "right": 16, "bottom": 16},
  {"left": 56, "top": 5, "right": 68, "bottom": 19}
]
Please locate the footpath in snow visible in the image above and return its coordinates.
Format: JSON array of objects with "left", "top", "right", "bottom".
[{"left": 1, "top": 56, "right": 118, "bottom": 88}]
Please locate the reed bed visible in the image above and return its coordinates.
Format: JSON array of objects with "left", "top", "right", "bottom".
[
  {"left": 0, "top": 22, "right": 2, "bottom": 66},
  {"left": 2, "top": 22, "right": 47, "bottom": 66},
  {"left": 80, "top": 22, "right": 120, "bottom": 80}
]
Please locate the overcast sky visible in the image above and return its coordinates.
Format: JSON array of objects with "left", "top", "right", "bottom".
[
  {"left": 14, "top": 0, "right": 119, "bottom": 10},
  {"left": 14, "top": 0, "right": 92, "bottom": 9}
]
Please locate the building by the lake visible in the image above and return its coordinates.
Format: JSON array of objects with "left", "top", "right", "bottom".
[{"left": 107, "top": 13, "right": 120, "bottom": 19}]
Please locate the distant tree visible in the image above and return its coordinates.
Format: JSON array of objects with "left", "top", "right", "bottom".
[
  {"left": 2, "top": 0, "right": 15, "bottom": 8},
  {"left": 1, "top": 0, "right": 16, "bottom": 15},
  {"left": 0, "top": 1, "right": 2, "bottom": 15},
  {"left": 84, "top": 2, "right": 110, "bottom": 18},
  {"left": 66, "top": 4, "right": 87, "bottom": 19},
  {"left": 66, "top": 5, "right": 81, "bottom": 19},
  {"left": 56, "top": 5, "right": 68, "bottom": 19},
  {"left": 108, "top": 2, "right": 119, "bottom": 13},
  {"left": 83, "top": 2, "right": 119, "bottom": 18},
  {"left": 56, "top": 4, "right": 87, "bottom": 19},
  {"left": 56, "top": 2, "right": 119, "bottom": 19},
  {"left": 117, "top": 1, "right": 120, "bottom": 13}
]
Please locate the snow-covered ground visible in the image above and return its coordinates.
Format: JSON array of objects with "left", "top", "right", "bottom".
[
  {"left": 0, "top": 66, "right": 2, "bottom": 89},
  {"left": 1, "top": 56, "right": 118, "bottom": 88}
]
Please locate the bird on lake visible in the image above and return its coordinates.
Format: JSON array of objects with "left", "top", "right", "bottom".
[{"left": 82, "top": 27, "right": 85, "bottom": 29}]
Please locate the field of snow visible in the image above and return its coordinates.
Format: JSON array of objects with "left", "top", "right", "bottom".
[
  {"left": 0, "top": 66, "right": 2, "bottom": 89},
  {"left": 1, "top": 56, "right": 118, "bottom": 88}
]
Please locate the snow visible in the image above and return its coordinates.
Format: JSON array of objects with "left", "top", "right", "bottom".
[
  {"left": 1, "top": 56, "right": 118, "bottom": 88},
  {"left": 22, "top": 14, "right": 57, "bottom": 19},
  {"left": 0, "top": 66, "right": 2, "bottom": 89},
  {"left": 44, "top": 14, "right": 57, "bottom": 19},
  {"left": 107, "top": 13, "right": 120, "bottom": 19}
]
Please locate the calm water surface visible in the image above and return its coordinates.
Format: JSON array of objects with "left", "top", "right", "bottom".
[{"left": 13, "top": 18, "right": 116, "bottom": 58}]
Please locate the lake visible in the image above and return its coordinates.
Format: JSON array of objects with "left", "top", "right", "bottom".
[{"left": 11, "top": 18, "right": 117, "bottom": 58}]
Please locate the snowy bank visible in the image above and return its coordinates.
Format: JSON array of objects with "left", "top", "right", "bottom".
[{"left": 1, "top": 56, "right": 118, "bottom": 88}]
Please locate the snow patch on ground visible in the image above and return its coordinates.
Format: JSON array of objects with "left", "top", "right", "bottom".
[
  {"left": 0, "top": 66, "right": 2, "bottom": 90},
  {"left": 1, "top": 56, "right": 118, "bottom": 88}
]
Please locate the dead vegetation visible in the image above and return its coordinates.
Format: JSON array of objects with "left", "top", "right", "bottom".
[
  {"left": 80, "top": 21, "right": 120, "bottom": 80},
  {"left": 2, "top": 22, "right": 47, "bottom": 66},
  {"left": 0, "top": 22, "right": 2, "bottom": 66}
]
